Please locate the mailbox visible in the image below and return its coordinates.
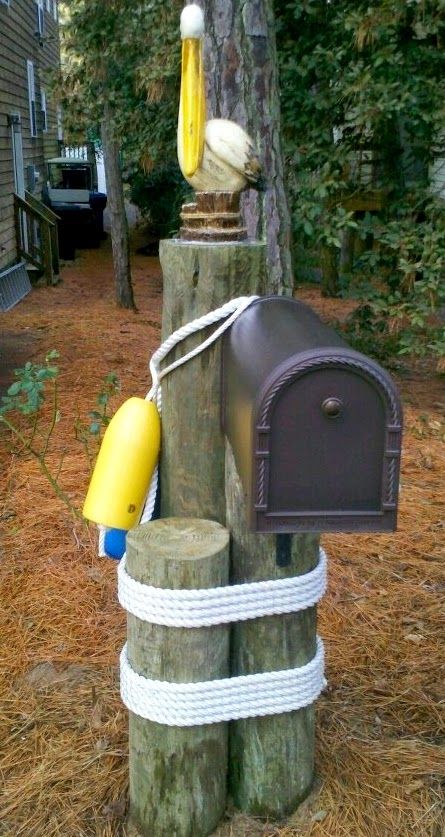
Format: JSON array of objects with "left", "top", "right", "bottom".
[{"left": 222, "top": 296, "right": 403, "bottom": 533}]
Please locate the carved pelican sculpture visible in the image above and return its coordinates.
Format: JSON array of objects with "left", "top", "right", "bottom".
[{"left": 178, "top": 4, "right": 263, "bottom": 193}]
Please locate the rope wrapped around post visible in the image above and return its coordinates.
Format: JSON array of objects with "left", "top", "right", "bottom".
[
  {"left": 120, "top": 639, "right": 325, "bottom": 727},
  {"left": 119, "top": 542, "right": 327, "bottom": 726}
]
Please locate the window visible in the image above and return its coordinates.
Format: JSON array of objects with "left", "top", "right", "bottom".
[
  {"left": 27, "top": 60, "right": 37, "bottom": 137},
  {"left": 41, "top": 89, "right": 48, "bottom": 132},
  {"left": 46, "top": 0, "right": 50, "bottom": 10},
  {"left": 52, "top": 0, "right": 57, "bottom": 21},
  {"left": 48, "top": 162, "right": 92, "bottom": 191},
  {"left": 36, "top": 0, "right": 44, "bottom": 36}
]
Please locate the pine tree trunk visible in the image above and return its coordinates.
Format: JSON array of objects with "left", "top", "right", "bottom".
[
  {"left": 101, "top": 102, "right": 135, "bottom": 309},
  {"left": 320, "top": 243, "right": 339, "bottom": 297},
  {"left": 203, "top": 0, "right": 293, "bottom": 295}
]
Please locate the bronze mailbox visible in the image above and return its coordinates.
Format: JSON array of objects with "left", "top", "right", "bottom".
[{"left": 222, "top": 296, "right": 403, "bottom": 533}]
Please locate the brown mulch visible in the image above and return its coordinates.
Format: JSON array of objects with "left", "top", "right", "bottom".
[{"left": 1, "top": 240, "right": 444, "bottom": 837}]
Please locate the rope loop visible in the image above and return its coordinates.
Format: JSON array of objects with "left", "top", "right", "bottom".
[
  {"left": 146, "top": 295, "right": 259, "bottom": 406},
  {"left": 118, "top": 547, "right": 327, "bottom": 627},
  {"left": 120, "top": 637, "right": 325, "bottom": 726}
]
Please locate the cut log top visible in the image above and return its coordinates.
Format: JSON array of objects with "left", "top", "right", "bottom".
[
  {"left": 180, "top": 190, "right": 247, "bottom": 242},
  {"left": 126, "top": 518, "right": 230, "bottom": 589}
]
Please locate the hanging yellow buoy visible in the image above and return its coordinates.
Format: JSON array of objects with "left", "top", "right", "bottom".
[{"left": 83, "top": 397, "right": 161, "bottom": 530}]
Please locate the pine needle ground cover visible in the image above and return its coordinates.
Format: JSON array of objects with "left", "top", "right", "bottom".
[{"left": 1, "top": 243, "right": 444, "bottom": 836}]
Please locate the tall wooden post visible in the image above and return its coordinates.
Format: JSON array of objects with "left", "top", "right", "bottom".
[
  {"left": 226, "top": 445, "right": 319, "bottom": 817},
  {"left": 159, "top": 237, "right": 320, "bottom": 819},
  {"left": 126, "top": 518, "right": 230, "bottom": 837},
  {"left": 159, "top": 239, "right": 266, "bottom": 521}
]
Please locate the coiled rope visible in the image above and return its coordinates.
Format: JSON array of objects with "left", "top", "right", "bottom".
[
  {"left": 118, "top": 547, "right": 327, "bottom": 627},
  {"left": 120, "top": 638, "right": 325, "bottom": 727}
]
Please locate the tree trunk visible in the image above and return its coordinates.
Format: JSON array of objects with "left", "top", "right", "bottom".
[
  {"left": 101, "top": 102, "right": 135, "bottom": 309},
  {"left": 340, "top": 226, "right": 355, "bottom": 275},
  {"left": 320, "top": 243, "right": 339, "bottom": 297},
  {"left": 203, "top": 0, "right": 293, "bottom": 295}
]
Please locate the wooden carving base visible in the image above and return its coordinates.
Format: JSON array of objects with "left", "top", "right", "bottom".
[{"left": 180, "top": 191, "right": 247, "bottom": 242}]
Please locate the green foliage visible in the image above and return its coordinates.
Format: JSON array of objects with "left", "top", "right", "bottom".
[
  {"left": 276, "top": 0, "right": 445, "bottom": 359},
  {"left": 127, "top": 164, "right": 192, "bottom": 238},
  {"left": 60, "top": 0, "right": 445, "bottom": 360},
  {"left": 75, "top": 371, "right": 120, "bottom": 467},
  {"left": 87, "top": 372, "right": 120, "bottom": 435},
  {"left": 0, "top": 352, "right": 121, "bottom": 518},
  {"left": 340, "top": 192, "right": 445, "bottom": 359},
  {"left": 0, "top": 350, "right": 60, "bottom": 417},
  {"left": 60, "top": 0, "right": 181, "bottom": 171}
]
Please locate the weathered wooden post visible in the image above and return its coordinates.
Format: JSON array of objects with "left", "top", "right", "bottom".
[
  {"left": 226, "top": 448, "right": 319, "bottom": 816},
  {"left": 125, "top": 518, "right": 230, "bottom": 837},
  {"left": 159, "top": 235, "right": 321, "bottom": 818},
  {"left": 159, "top": 238, "right": 266, "bottom": 522}
]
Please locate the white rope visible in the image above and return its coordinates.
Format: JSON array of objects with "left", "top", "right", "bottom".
[
  {"left": 146, "top": 295, "right": 259, "bottom": 406},
  {"left": 118, "top": 547, "right": 327, "bottom": 627},
  {"left": 98, "top": 525, "right": 106, "bottom": 557},
  {"left": 139, "top": 465, "right": 159, "bottom": 525},
  {"left": 137, "top": 295, "right": 259, "bottom": 528},
  {"left": 120, "top": 638, "right": 325, "bottom": 726}
]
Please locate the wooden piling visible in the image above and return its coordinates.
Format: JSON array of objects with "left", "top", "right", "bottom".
[
  {"left": 126, "top": 518, "right": 230, "bottom": 837},
  {"left": 158, "top": 237, "right": 320, "bottom": 820},
  {"left": 159, "top": 239, "right": 267, "bottom": 521},
  {"left": 226, "top": 444, "right": 320, "bottom": 817}
]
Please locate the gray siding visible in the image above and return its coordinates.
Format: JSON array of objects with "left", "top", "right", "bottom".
[{"left": 0, "top": 0, "right": 60, "bottom": 270}]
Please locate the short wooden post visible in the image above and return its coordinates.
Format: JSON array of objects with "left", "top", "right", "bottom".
[
  {"left": 226, "top": 444, "right": 320, "bottom": 818},
  {"left": 126, "top": 518, "right": 230, "bottom": 837}
]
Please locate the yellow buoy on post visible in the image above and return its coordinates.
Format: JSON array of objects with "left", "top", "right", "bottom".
[{"left": 83, "top": 397, "right": 161, "bottom": 530}]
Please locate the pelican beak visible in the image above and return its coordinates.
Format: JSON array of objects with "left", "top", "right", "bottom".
[{"left": 179, "top": 36, "right": 205, "bottom": 178}]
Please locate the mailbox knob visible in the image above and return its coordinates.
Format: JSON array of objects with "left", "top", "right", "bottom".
[{"left": 321, "top": 397, "right": 343, "bottom": 418}]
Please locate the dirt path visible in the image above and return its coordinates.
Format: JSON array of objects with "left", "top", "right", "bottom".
[{"left": 1, "top": 242, "right": 444, "bottom": 836}]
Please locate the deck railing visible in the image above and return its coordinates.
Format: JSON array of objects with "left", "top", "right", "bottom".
[{"left": 14, "top": 192, "right": 60, "bottom": 285}]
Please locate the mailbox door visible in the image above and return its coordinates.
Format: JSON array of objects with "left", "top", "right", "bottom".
[
  {"left": 253, "top": 349, "right": 402, "bottom": 533},
  {"left": 268, "top": 367, "right": 385, "bottom": 511}
]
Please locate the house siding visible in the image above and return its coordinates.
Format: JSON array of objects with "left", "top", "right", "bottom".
[{"left": 0, "top": 0, "right": 60, "bottom": 271}]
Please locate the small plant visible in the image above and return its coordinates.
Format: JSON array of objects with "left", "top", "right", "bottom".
[
  {"left": 75, "top": 371, "right": 120, "bottom": 466},
  {"left": 0, "top": 351, "right": 120, "bottom": 519}
]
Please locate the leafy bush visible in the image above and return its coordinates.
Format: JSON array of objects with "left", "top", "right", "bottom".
[
  {"left": 338, "top": 193, "right": 445, "bottom": 361},
  {"left": 127, "top": 164, "right": 192, "bottom": 239},
  {"left": 0, "top": 352, "right": 120, "bottom": 518},
  {"left": 276, "top": 0, "right": 445, "bottom": 360}
]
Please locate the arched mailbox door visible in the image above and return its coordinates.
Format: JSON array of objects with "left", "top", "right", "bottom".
[{"left": 222, "top": 297, "right": 403, "bottom": 533}]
